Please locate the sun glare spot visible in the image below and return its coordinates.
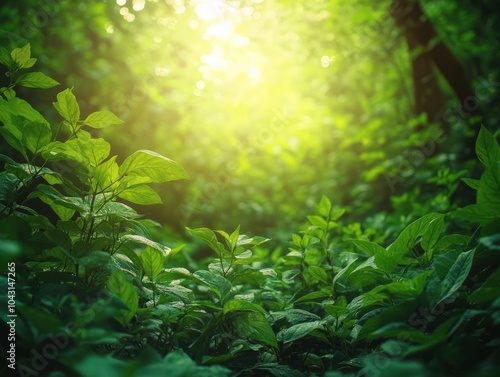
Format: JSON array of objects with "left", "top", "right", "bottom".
[
  {"left": 195, "top": 0, "right": 225, "bottom": 21},
  {"left": 116, "top": 0, "right": 126, "bottom": 6},
  {"left": 204, "top": 20, "right": 233, "bottom": 39},
  {"left": 201, "top": 47, "right": 228, "bottom": 70},
  {"left": 247, "top": 67, "right": 261, "bottom": 80},
  {"left": 132, "top": 0, "right": 145, "bottom": 12}
]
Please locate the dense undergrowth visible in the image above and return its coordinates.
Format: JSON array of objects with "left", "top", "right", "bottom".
[{"left": 1, "top": 44, "right": 500, "bottom": 377}]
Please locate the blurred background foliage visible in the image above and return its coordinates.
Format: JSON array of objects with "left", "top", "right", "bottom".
[{"left": 0, "top": 0, "right": 499, "bottom": 242}]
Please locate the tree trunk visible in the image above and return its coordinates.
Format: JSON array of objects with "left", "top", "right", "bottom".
[{"left": 391, "top": 0, "right": 481, "bottom": 158}]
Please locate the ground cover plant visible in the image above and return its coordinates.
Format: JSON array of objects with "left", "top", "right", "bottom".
[{"left": 1, "top": 1, "right": 500, "bottom": 376}]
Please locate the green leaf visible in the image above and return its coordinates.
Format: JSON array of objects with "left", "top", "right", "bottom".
[
  {"left": 141, "top": 246, "right": 164, "bottom": 280},
  {"left": 120, "top": 234, "right": 171, "bottom": 257},
  {"left": 351, "top": 239, "right": 386, "bottom": 256},
  {"left": 477, "top": 163, "right": 500, "bottom": 205},
  {"left": 53, "top": 88, "right": 80, "bottom": 125},
  {"left": 2, "top": 87, "right": 16, "bottom": 100},
  {"left": 39, "top": 194, "right": 75, "bottom": 221},
  {"left": 307, "top": 265, "right": 329, "bottom": 283},
  {"left": 461, "top": 177, "right": 480, "bottom": 190},
  {"left": 16, "top": 72, "right": 59, "bottom": 89},
  {"left": 389, "top": 213, "right": 444, "bottom": 259},
  {"left": 318, "top": 195, "right": 332, "bottom": 217},
  {"left": 193, "top": 270, "right": 232, "bottom": 301},
  {"left": 186, "top": 227, "right": 227, "bottom": 257},
  {"left": 107, "top": 270, "right": 138, "bottom": 326},
  {"left": 11, "top": 43, "right": 31, "bottom": 68},
  {"left": 307, "top": 215, "right": 327, "bottom": 228},
  {"left": 468, "top": 268, "right": 500, "bottom": 305},
  {"left": 65, "top": 137, "right": 111, "bottom": 168},
  {"left": 0, "top": 46, "right": 14, "bottom": 68},
  {"left": 281, "top": 320, "right": 323, "bottom": 343},
  {"left": 119, "top": 150, "right": 189, "bottom": 183},
  {"left": 33, "top": 184, "right": 89, "bottom": 213},
  {"left": 0, "top": 97, "right": 49, "bottom": 124},
  {"left": 0, "top": 126, "right": 27, "bottom": 159},
  {"left": 84, "top": 110, "right": 125, "bottom": 129},
  {"left": 223, "top": 299, "right": 268, "bottom": 315},
  {"left": 455, "top": 203, "right": 500, "bottom": 225},
  {"left": 22, "top": 121, "right": 52, "bottom": 154},
  {"left": 0, "top": 173, "right": 19, "bottom": 202},
  {"left": 118, "top": 184, "right": 162, "bottom": 205},
  {"left": 92, "top": 156, "right": 120, "bottom": 192},
  {"left": 420, "top": 215, "right": 444, "bottom": 252},
  {"left": 476, "top": 125, "right": 500, "bottom": 166},
  {"left": 435, "top": 249, "right": 475, "bottom": 307},
  {"left": 232, "top": 311, "right": 277, "bottom": 348}
]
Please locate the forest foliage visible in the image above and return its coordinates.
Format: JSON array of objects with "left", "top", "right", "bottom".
[{"left": 0, "top": 0, "right": 499, "bottom": 376}]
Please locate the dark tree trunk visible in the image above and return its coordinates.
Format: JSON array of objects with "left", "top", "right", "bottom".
[{"left": 391, "top": 0, "right": 481, "bottom": 158}]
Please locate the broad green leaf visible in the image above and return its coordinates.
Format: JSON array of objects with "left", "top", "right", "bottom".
[
  {"left": 294, "top": 290, "right": 330, "bottom": 304},
  {"left": 92, "top": 156, "right": 120, "bottom": 192},
  {"left": 0, "top": 173, "right": 19, "bottom": 202},
  {"left": 97, "top": 202, "right": 140, "bottom": 221},
  {"left": 32, "top": 184, "right": 89, "bottom": 214},
  {"left": 329, "top": 208, "right": 346, "bottom": 220},
  {"left": 223, "top": 299, "right": 268, "bottom": 315},
  {"left": 193, "top": 270, "right": 232, "bottom": 301},
  {"left": 141, "top": 246, "right": 164, "bottom": 280},
  {"left": 307, "top": 215, "right": 327, "bottom": 228},
  {"left": 468, "top": 268, "right": 500, "bottom": 305},
  {"left": 16, "top": 72, "right": 59, "bottom": 89},
  {"left": 435, "top": 249, "right": 475, "bottom": 307},
  {"left": 39, "top": 195, "right": 75, "bottom": 221},
  {"left": 2, "top": 88, "right": 16, "bottom": 100},
  {"left": 0, "top": 126, "right": 27, "bottom": 159},
  {"left": 281, "top": 320, "right": 323, "bottom": 343},
  {"left": 421, "top": 215, "right": 444, "bottom": 252},
  {"left": 119, "top": 149, "right": 189, "bottom": 183},
  {"left": 477, "top": 163, "right": 500, "bottom": 205},
  {"left": 116, "top": 246, "right": 143, "bottom": 272},
  {"left": 307, "top": 265, "right": 329, "bottom": 283},
  {"left": 476, "top": 125, "right": 500, "bottom": 166},
  {"left": 455, "top": 203, "right": 500, "bottom": 225},
  {"left": 232, "top": 311, "right": 277, "bottom": 348},
  {"left": 0, "top": 97, "right": 49, "bottom": 124},
  {"left": 22, "top": 121, "right": 52, "bottom": 154},
  {"left": 0, "top": 46, "right": 13, "bottom": 68},
  {"left": 11, "top": 43, "right": 31, "bottom": 68},
  {"left": 389, "top": 213, "right": 444, "bottom": 257},
  {"left": 318, "top": 195, "right": 332, "bottom": 217},
  {"left": 186, "top": 227, "right": 227, "bottom": 257},
  {"left": 348, "top": 257, "right": 387, "bottom": 288},
  {"left": 285, "top": 309, "right": 321, "bottom": 324},
  {"left": 120, "top": 234, "right": 171, "bottom": 257},
  {"left": 461, "top": 177, "right": 480, "bottom": 190},
  {"left": 53, "top": 88, "right": 80, "bottom": 125},
  {"left": 78, "top": 251, "right": 111, "bottom": 268},
  {"left": 368, "top": 322, "right": 428, "bottom": 344},
  {"left": 22, "top": 58, "right": 37, "bottom": 69},
  {"left": 351, "top": 239, "right": 386, "bottom": 256},
  {"left": 157, "top": 284, "right": 194, "bottom": 303},
  {"left": 65, "top": 137, "right": 111, "bottom": 168},
  {"left": 107, "top": 270, "right": 138, "bottom": 326},
  {"left": 118, "top": 184, "right": 162, "bottom": 205},
  {"left": 84, "top": 110, "right": 125, "bottom": 129}
]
